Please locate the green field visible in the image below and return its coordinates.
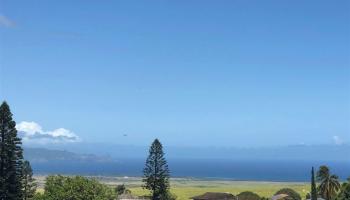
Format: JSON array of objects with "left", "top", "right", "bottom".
[
  {"left": 127, "top": 179, "right": 310, "bottom": 200},
  {"left": 35, "top": 176, "right": 310, "bottom": 200}
]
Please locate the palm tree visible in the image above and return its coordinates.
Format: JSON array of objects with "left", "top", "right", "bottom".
[{"left": 317, "top": 165, "right": 341, "bottom": 200}]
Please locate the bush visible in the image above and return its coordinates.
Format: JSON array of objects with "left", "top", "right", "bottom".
[
  {"left": 274, "top": 188, "right": 302, "bottom": 200},
  {"left": 35, "top": 175, "right": 115, "bottom": 200},
  {"left": 237, "top": 191, "right": 260, "bottom": 200},
  {"left": 336, "top": 177, "right": 350, "bottom": 200},
  {"left": 33, "top": 193, "right": 46, "bottom": 200},
  {"left": 115, "top": 184, "right": 127, "bottom": 195},
  {"left": 162, "top": 191, "right": 177, "bottom": 200},
  {"left": 305, "top": 193, "right": 311, "bottom": 200},
  {"left": 143, "top": 191, "right": 177, "bottom": 200}
]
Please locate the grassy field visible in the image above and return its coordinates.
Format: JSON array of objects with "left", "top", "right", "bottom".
[
  {"left": 35, "top": 176, "right": 310, "bottom": 200},
  {"left": 129, "top": 180, "right": 309, "bottom": 200}
]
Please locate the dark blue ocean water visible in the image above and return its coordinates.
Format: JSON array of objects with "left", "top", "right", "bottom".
[{"left": 31, "top": 158, "right": 350, "bottom": 182}]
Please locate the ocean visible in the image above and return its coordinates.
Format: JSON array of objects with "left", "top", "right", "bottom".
[{"left": 31, "top": 158, "right": 350, "bottom": 182}]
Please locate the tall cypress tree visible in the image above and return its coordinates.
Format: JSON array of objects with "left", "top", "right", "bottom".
[
  {"left": 143, "top": 139, "right": 170, "bottom": 200},
  {"left": 0, "top": 101, "right": 24, "bottom": 200},
  {"left": 311, "top": 167, "right": 318, "bottom": 200},
  {"left": 22, "top": 160, "right": 37, "bottom": 200}
]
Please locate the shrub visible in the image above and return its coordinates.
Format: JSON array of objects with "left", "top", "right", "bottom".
[
  {"left": 336, "top": 177, "right": 350, "bottom": 200},
  {"left": 36, "top": 175, "right": 115, "bottom": 200},
  {"left": 116, "top": 184, "right": 128, "bottom": 195},
  {"left": 162, "top": 191, "right": 177, "bottom": 200},
  {"left": 237, "top": 191, "right": 260, "bottom": 200},
  {"left": 274, "top": 188, "right": 302, "bottom": 200}
]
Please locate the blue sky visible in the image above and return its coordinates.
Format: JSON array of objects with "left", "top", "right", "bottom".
[{"left": 0, "top": 0, "right": 349, "bottom": 147}]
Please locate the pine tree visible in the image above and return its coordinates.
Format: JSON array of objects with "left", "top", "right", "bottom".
[
  {"left": 0, "top": 101, "right": 24, "bottom": 200},
  {"left": 311, "top": 167, "right": 318, "bottom": 200},
  {"left": 22, "top": 160, "right": 37, "bottom": 200},
  {"left": 143, "top": 139, "right": 170, "bottom": 200}
]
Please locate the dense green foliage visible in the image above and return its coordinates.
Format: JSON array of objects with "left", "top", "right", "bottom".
[
  {"left": 317, "top": 165, "right": 340, "bottom": 200},
  {"left": 311, "top": 167, "right": 318, "bottom": 200},
  {"left": 237, "top": 191, "right": 260, "bottom": 200},
  {"left": 34, "top": 175, "right": 115, "bottom": 200},
  {"left": 115, "top": 184, "right": 127, "bottom": 195},
  {"left": 0, "top": 101, "right": 24, "bottom": 200},
  {"left": 115, "top": 184, "right": 131, "bottom": 195},
  {"left": 335, "top": 177, "right": 350, "bottom": 200},
  {"left": 274, "top": 188, "right": 301, "bottom": 200},
  {"left": 22, "top": 160, "right": 37, "bottom": 200},
  {"left": 143, "top": 139, "right": 170, "bottom": 200},
  {"left": 161, "top": 191, "right": 177, "bottom": 200}
]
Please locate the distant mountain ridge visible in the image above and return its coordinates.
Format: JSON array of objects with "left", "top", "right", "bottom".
[
  {"left": 23, "top": 147, "right": 122, "bottom": 176},
  {"left": 24, "top": 144, "right": 350, "bottom": 161},
  {"left": 23, "top": 147, "right": 113, "bottom": 163}
]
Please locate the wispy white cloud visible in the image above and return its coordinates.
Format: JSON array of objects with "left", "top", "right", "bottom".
[
  {"left": 333, "top": 135, "right": 344, "bottom": 145},
  {"left": 16, "top": 121, "right": 81, "bottom": 144},
  {"left": 0, "top": 14, "right": 16, "bottom": 28}
]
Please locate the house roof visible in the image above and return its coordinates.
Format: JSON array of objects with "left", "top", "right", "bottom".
[{"left": 191, "top": 192, "right": 236, "bottom": 200}]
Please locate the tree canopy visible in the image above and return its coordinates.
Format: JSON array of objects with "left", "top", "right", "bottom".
[
  {"left": 0, "top": 101, "right": 24, "bottom": 200},
  {"left": 237, "top": 191, "right": 260, "bottom": 200},
  {"left": 143, "top": 139, "right": 170, "bottom": 200},
  {"left": 22, "top": 160, "right": 37, "bottom": 200},
  {"left": 35, "top": 175, "right": 115, "bottom": 200},
  {"left": 275, "top": 188, "right": 302, "bottom": 200},
  {"left": 311, "top": 167, "right": 318, "bottom": 200},
  {"left": 335, "top": 177, "right": 350, "bottom": 200},
  {"left": 317, "top": 165, "right": 340, "bottom": 200}
]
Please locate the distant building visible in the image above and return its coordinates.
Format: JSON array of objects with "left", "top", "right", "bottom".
[{"left": 191, "top": 192, "right": 237, "bottom": 200}]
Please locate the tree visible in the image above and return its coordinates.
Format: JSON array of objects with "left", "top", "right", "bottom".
[
  {"left": 160, "top": 191, "right": 177, "bottom": 200},
  {"left": 274, "top": 188, "right": 302, "bottom": 200},
  {"left": 115, "top": 184, "right": 126, "bottom": 195},
  {"left": 311, "top": 167, "right": 318, "bottom": 200},
  {"left": 317, "top": 165, "right": 340, "bottom": 200},
  {"left": 22, "top": 160, "right": 37, "bottom": 200},
  {"left": 335, "top": 177, "right": 350, "bottom": 200},
  {"left": 306, "top": 193, "right": 311, "bottom": 200},
  {"left": 32, "top": 193, "right": 46, "bottom": 200},
  {"left": 237, "top": 191, "right": 260, "bottom": 200},
  {"left": 0, "top": 101, "right": 24, "bottom": 200},
  {"left": 143, "top": 139, "right": 170, "bottom": 200},
  {"left": 115, "top": 184, "right": 131, "bottom": 195},
  {"left": 38, "top": 175, "right": 115, "bottom": 200}
]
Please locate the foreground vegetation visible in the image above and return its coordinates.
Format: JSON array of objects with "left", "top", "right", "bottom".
[
  {"left": 34, "top": 177, "right": 311, "bottom": 200},
  {"left": 34, "top": 175, "right": 115, "bottom": 200},
  {"left": 34, "top": 176, "right": 350, "bottom": 200},
  {"left": 1, "top": 101, "right": 350, "bottom": 200}
]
